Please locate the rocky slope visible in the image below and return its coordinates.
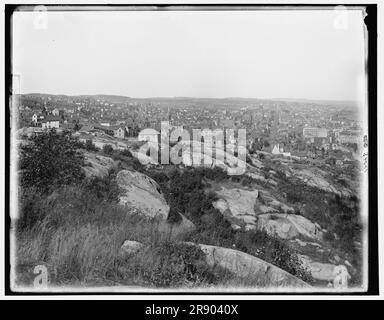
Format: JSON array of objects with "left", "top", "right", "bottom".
[
  {"left": 256, "top": 214, "right": 323, "bottom": 241},
  {"left": 116, "top": 170, "right": 170, "bottom": 220},
  {"left": 210, "top": 183, "right": 336, "bottom": 282},
  {"left": 82, "top": 151, "right": 117, "bottom": 178},
  {"left": 80, "top": 148, "right": 358, "bottom": 288},
  {"left": 118, "top": 240, "right": 310, "bottom": 288},
  {"left": 194, "top": 243, "right": 311, "bottom": 288}
]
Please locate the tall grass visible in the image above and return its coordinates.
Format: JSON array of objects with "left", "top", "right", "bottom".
[{"left": 15, "top": 184, "right": 232, "bottom": 288}]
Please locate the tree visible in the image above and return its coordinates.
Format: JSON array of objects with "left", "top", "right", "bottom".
[
  {"left": 85, "top": 139, "right": 99, "bottom": 152},
  {"left": 120, "top": 148, "right": 133, "bottom": 157},
  {"left": 102, "top": 144, "right": 114, "bottom": 155},
  {"left": 20, "top": 129, "right": 85, "bottom": 193},
  {"left": 73, "top": 122, "right": 81, "bottom": 131}
]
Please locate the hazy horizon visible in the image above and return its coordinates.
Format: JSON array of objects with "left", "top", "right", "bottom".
[
  {"left": 13, "top": 8, "right": 366, "bottom": 102},
  {"left": 18, "top": 92, "right": 358, "bottom": 104}
]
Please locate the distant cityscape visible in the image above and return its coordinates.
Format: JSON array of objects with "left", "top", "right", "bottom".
[{"left": 16, "top": 93, "right": 363, "bottom": 168}]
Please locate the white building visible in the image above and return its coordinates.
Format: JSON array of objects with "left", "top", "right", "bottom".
[
  {"left": 271, "top": 144, "right": 291, "bottom": 157},
  {"left": 32, "top": 113, "right": 44, "bottom": 124},
  {"left": 32, "top": 113, "right": 38, "bottom": 124},
  {"left": 113, "top": 126, "right": 129, "bottom": 139},
  {"left": 41, "top": 116, "right": 61, "bottom": 129},
  {"left": 303, "top": 127, "right": 328, "bottom": 139}
]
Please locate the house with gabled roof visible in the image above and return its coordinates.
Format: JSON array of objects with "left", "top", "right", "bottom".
[
  {"left": 32, "top": 113, "right": 45, "bottom": 125},
  {"left": 113, "top": 126, "right": 129, "bottom": 139},
  {"left": 41, "top": 115, "right": 61, "bottom": 129}
]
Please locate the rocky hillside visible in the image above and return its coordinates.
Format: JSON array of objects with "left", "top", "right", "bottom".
[
  {"left": 16, "top": 132, "right": 362, "bottom": 291},
  {"left": 79, "top": 146, "right": 362, "bottom": 289}
]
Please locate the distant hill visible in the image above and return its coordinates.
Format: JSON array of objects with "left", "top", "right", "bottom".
[
  {"left": 270, "top": 98, "right": 358, "bottom": 107},
  {"left": 79, "top": 94, "right": 131, "bottom": 103},
  {"left": 24, "top": 93, "right": 130, "bottom": 102},
  {"left": 21, "top": 93, "right": 358, "bottom": 108}
]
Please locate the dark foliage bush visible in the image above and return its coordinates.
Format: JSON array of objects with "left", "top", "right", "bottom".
[
  {"left": 124, "top": 242, "right": 229, "bottom": 287},
  {"left": 80, "top": 174, "right": 121, "bottom": 203},
  {"left": 327, "top": 195, "right": 361, "bottom": 257},
  {"left": 113, "top": 152, "right": 144, "bottom": 172},
  {"left": 167, "top": 207, "right": 182, "bottom": 223},
  {"left": 277, "top": 171, "right": 362, "bottom": 280},
  {"left": 146, "top": 166, "right": 227, "bottom": 225},
  {"left": 84, "top": 139, "right": 99, "bottom": 152},
  {"left": 146, "top": 166, "right": 313, "bottom": 284},
  {"left": 102, "top": 144, "right": 114, "bottom": 155},
  {"left": 120, "top": 148, "right": 133, "bottom": 157},
  {"left": 18, "top": 130, "right": 122, "bottom": 230},
  {"left": 19, "top": 129, "right": 85, "bottom": 193}
]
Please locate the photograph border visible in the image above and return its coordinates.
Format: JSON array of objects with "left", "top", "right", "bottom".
[{"left": 4, "top": 3, "right": 378, "bottom": 296}]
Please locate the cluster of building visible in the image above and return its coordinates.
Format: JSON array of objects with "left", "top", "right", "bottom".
[
  {"left": 18, "top": 94, "right": 362, "bottom": 168},
  {"left": 31, "top": 108, "right": 66, "bottom": 129}
]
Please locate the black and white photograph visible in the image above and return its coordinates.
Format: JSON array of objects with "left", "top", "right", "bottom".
[{"left": 4, "top": 2, "right": 379, "bottom": 297}]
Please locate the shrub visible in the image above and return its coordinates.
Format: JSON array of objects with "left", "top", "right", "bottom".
[
  {"left": 146, "top": 166, "right": 314, "bottom": 284},
  {"left": 261, "top": 238, "right": 313, "bottom": 284},
  {"left": 120, "top": 149, "right": 133, "bottom": 157},
  {"left": 327, "top": 195, "right": 361, "bottom": 257},
  {"left": 80, "top": 174, "right": 121, "bottom": 203},
  {"left": 120, "top": 242, "right": 230, "bottom": 287},
  {"left": 183, "top": 226, "right": 313, "bottom": 284},
  {"left": 102, "top": 144, "right": 114, "bottom": 155},
  {"left": 167, "top": 207, "right": 182, "bottom": 223},
  {"left": 17, "top": 172, "right": 121, "bottom": 231},
  {"left": 112, "top": 151, "right": 144, "bottom": 172},
  {"left": 19, "top": 129, "right": 85, "bottom": 193},
  {"left": 85, "top": 139, "right": 99, "bottom": 152}
]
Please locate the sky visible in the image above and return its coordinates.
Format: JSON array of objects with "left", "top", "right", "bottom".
[{"left": 12, "top": 8, "right": 367, "bottom": 101}]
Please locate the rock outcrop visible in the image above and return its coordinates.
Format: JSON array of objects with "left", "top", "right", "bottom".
[
  {"left": 190, "top": 243, "right": 311, "bottom": 288},
  {"left": 298, "top": 255, "right": 339, "bottom": 282},
  {"left": 213, "top": 186, "right": 295, "bottom": 230},
  {"left": 256, "top": 213, "right": 323, "bottom": 241},
  {"left": 213, "top": 187, "right": 259, "bottom": 227},
  {"left": 116, "top": 170, "right": 170, "bottom": 220},
  {"left": 291, "top": 168, "right": 352, "bottom": 197},
  {"left": 119, "top": 240, "right": 145, "bottom": 258},
  {"left": 82, "top": 152, "right": 117, "bottom": 178},
  {"left": 158, "top": 213, "right": 195, "bottom": 239},
  {"left": 247, "top": 155, "right": 264, "bottom": 169}
]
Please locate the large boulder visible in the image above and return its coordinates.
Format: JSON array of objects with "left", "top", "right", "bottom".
[
  {"left": 298, "top": 255, "right": 339, "bottom": 282},
  {"left": 260, "top": 194, "right": 294, "bottom": 213},
  {"left": 116, "top": 170, "right": 170, "bottom": 220},
  {"left": 245, "top": 171, "right": 266, "bottom": 182},
  {"left": 213, "top": 187, "right": 259, "bottom": 227},
  {"left": 213, "top": 186, "right": 294, "bottom": 230},
  {"left": 256, "top": 213, "right": 323, "bottom": 240},
  {"left": 191, "top": 243, "right": 311, "bottom": 288},
  {"left": 248, "top": 155, "right": 264, "bottom": 169},
  {"left": 118, "top": 240, "right": 145, "bottom": 258},
  {"left": 83, "top": 151, "right": 116, "bottom": 178},
  {"left": 158, "top": 213, "right": 195, "bottom": 239},
  {"left": 291, "top": 168, "right": 352, "bottom": 197}
]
